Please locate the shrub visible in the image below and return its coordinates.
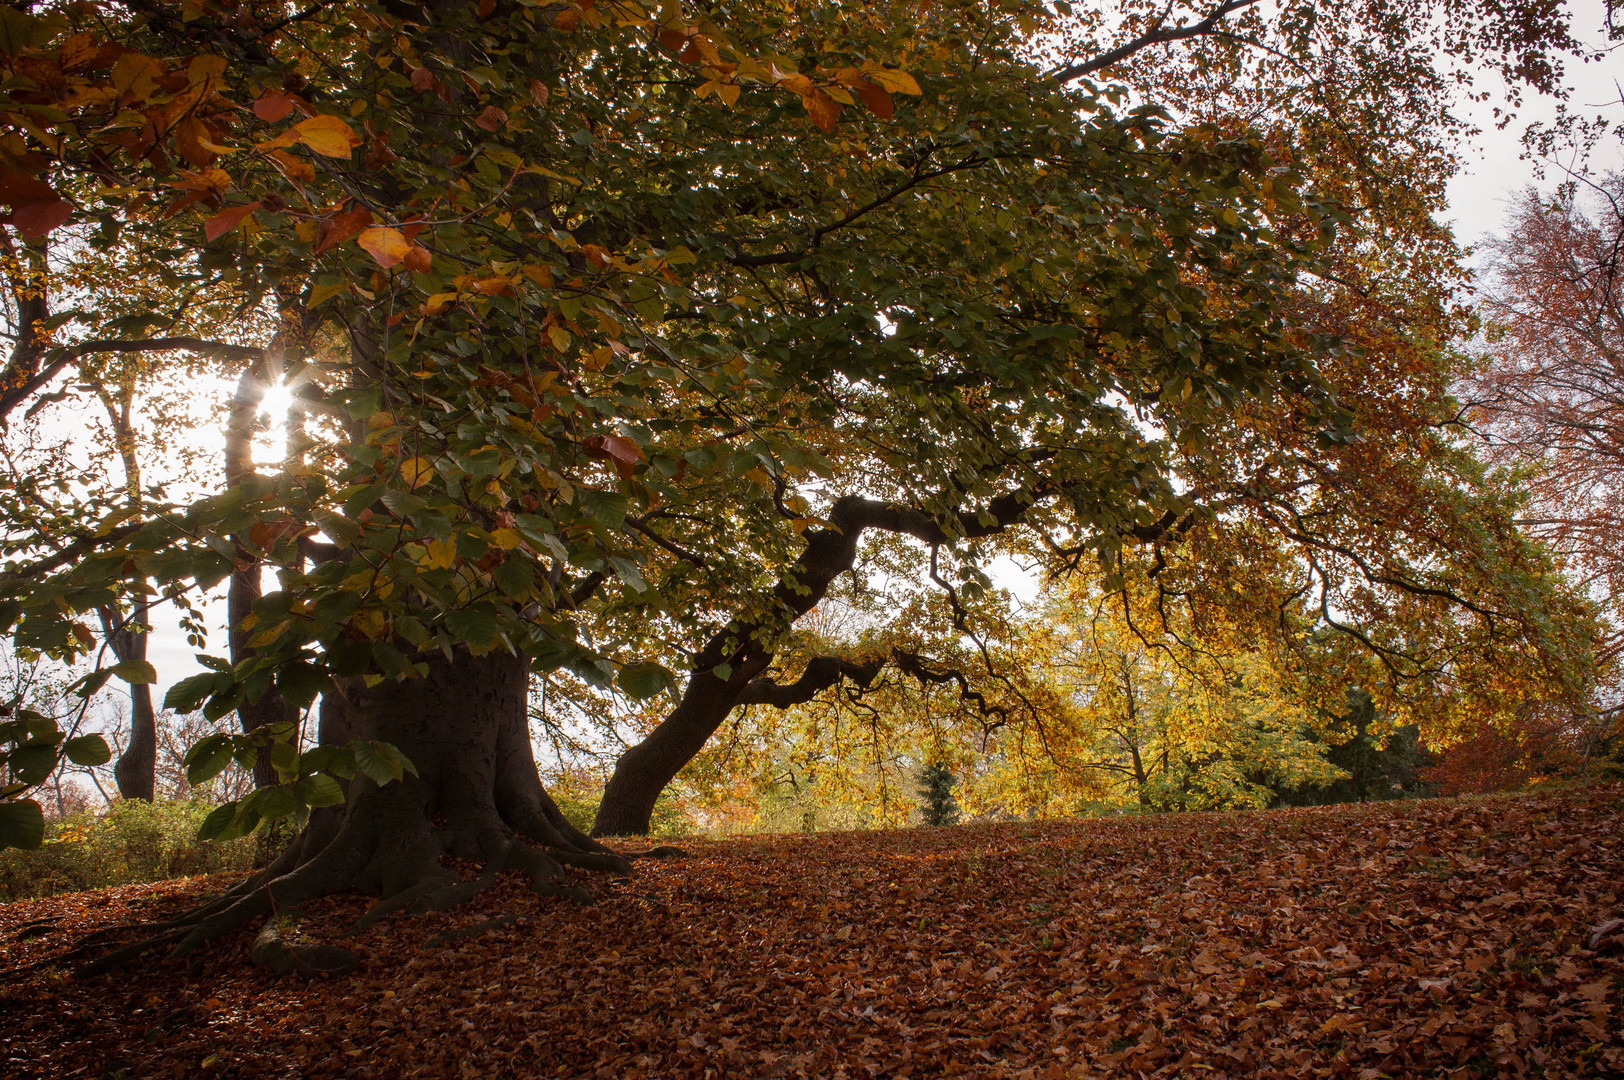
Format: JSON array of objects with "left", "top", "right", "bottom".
[
  {"left": 0, "top": 800, "right": 258, "bottom": 903},
  {"left": 918, "top": 763, "right": 961, "bottom": 826}
]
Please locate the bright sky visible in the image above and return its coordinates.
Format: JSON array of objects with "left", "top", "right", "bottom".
[
  {"left": 131, "top": 1, "right": 1624, "bottom": 705},
  {"left": 1443, "top": 0, "right": 1623, "bottom": 252}
]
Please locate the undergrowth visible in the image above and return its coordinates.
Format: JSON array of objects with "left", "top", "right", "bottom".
[{"left": 0, "top": 800, "right": 273, "bottom": 903}]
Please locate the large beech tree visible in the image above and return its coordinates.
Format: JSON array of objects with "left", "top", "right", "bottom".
[{"left": 0, "top": 0, "right": 1604, "bottom": 967}]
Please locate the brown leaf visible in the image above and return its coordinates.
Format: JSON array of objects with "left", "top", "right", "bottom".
[{"left": 854, "top": 80, "right": 893, "bottom": 120}]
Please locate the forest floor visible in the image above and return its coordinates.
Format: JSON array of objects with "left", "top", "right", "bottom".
[{"left": 1, "top": 785, "right": 1621, "bottom": 1080}]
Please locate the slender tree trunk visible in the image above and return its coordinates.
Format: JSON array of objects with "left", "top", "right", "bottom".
[
  {"left": 92, "top": 380, "right": 157, "bottom": 800},
  {"left": 225, "top": 362, "right": 299, "bottom": 788},
  {"left": 100, "top": 599, "right": 156, "bottom": 802}
]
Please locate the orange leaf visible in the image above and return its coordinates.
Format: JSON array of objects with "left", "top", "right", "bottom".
[
  {"left": 804, "top": 90, "right": 840, "bottom": 133},
  {"left": 253, "top": 91, "right": 296, "bottom": 122},
  {"left": 475, "top": 105, "right": 509, "bottom": 132},
  {"left": 477, "top": 0, "right": 496, "bottom": 16},
  {"left": 173, "top": 116, "right": 217, "bottom": 168},
  {"left": 403, "top": 246, "right": 433, "bottom": 273},
  {"left": 204, "top": 200, "right": 261, "bottom": 241},
  {"left": 357, "top": 226, "right": 410, "bottom": 268},
  {"left": 555, "top": 7, "right": 579, "bottom": 30},
  {"left": 268, "top": 149, "right": 315, "bottom": 184}
]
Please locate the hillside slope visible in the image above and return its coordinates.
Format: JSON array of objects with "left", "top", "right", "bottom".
[{"left": 2, "top": 787, "right": 1621, "bottom": 1078}]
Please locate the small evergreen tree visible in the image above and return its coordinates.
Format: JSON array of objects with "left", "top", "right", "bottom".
[{"left": 917, "top": 763, "right": 960, "bottom": 826}]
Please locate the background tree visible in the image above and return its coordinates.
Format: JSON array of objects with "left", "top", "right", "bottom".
[{"left": 1462, "top": 177, "right": 1624, "bottom": 750}]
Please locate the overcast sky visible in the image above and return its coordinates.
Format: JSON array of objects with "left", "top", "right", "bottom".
[{"left": 1444, "top": 0, "right": 1623, "bottom": 248}]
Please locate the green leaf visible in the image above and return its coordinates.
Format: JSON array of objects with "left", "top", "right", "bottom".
[
  {"left": 165, "top": 672, "right": 224, "bottom": 712},
  {"left": 64, "top": 734, "right": 112, "bottom": 767},
  {"left": 300, "top": 745, "right": 357, "bottom": 780},
  {"left": 8, "top": 743, "right": 57, "bottom": 784},
  {"left": 617, "top": 661, "right": 674, "bottom": 701},
  {"left": 444, "top": 605, "right": 499, "bottom": 649},
  {"left": 379, "top": 489, "right": 427, "bottom": 517},
  {"left": 111, "top": 658, "right": 158, "bottom": 684},
  {"left": 294, "top": 772, "right": 346, "bottom": 808},
  {"left": 0, "top": 800, "right": 45, "bottom": 850},
  {"left": 184, "top": 733, "right": 234, "bottom": 785},
  {"left": 270, "top": 739, "right": 300, "bottom": 779},
  {"left": 275, "top": 662, "right": 329, "bottom": 709},
  {"left": 352, "top": 741, "right": 417, "bottom": 786},
  {"left": 196, "top": 802, "right": 238, "bottom": 842},
  {"left": 76, "top": 669, "right": 116, "bottom": 698},
  {"left": 242, "top": 783, "right": 301, "bottom": 822}
]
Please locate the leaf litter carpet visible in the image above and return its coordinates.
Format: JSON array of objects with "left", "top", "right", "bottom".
[{"left": 1, "top": 786, "right": 1621, "bottom": 1079}]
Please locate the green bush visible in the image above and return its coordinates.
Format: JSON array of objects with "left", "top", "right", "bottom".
[{"left": 0, "top": 800, "right": 258, "bottom": 903}]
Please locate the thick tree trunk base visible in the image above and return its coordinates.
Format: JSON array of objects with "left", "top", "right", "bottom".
[{"left": 75, "top": 651, "right": 630, "bottom": 979}]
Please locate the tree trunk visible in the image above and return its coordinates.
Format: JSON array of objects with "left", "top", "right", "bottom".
[
  {"left": 592, "top": 670, "right": 759, "bottom": 837},
  {"left": 78, "top": 649, "right": 629, "bottom": 976},
  {"left": 591, "top": 491, "right": 1040, "bottom": 836}
]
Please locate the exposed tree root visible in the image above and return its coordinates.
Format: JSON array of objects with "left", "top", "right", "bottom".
[{"left": 250, "top": 912, "right": 360, "bottom": 976}]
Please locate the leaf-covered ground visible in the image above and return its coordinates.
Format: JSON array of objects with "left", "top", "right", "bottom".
[{"left": 1, "top": 786, "right": 1621, "bottom": 1079}]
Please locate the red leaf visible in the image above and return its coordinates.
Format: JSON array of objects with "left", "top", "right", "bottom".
[
  {"left": 9, "top": 199, "right": 72, "bottom": 238},
  {"left": 314, "top": 206, "right": 374, "bottom": 256},
  {"left": 203, "top": 200, "right": 261, "bottom": 241},
  {"left": 0, "top": 172, "right": 60, "bottom": 207}
]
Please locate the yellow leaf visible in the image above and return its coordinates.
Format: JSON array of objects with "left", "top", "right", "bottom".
[
  {"left": 261, "top": 114, "right": 361, "bottom": 158},
  {"left": 423, "top": 539, "right": 457, "bottom": 569},
  {"left": 306, "top": 281, "right": 351, "bottom": 308},
  {"left": 862, "top": 65, "right": 922, "bottom": 95},
  {"left": 295, "top": 114, "right": 362, "bottom": 157},
  {"left": 490, "top": 528, "right": 524, "bottom": 550},
  {"left": 357, "top": 226, "right": 411, "bottom": 268},
  {"left": 400, "top": 456, "right": 435, "bottom": 489},
  {"left": 718, "top": 83, "right": 740, "bottom": 107}
]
